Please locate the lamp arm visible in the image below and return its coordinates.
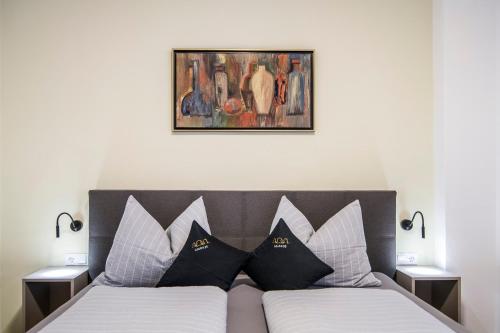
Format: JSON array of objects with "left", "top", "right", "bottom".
[
  {"left": 56, "top": 212, "right": 76, "bottom": 238},
  {"left": 411, "top": 211, "right": 425, "bottom": 238}
]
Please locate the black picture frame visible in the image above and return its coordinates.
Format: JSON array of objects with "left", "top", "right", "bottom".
[{"left": 172, "top": 49, "right": 314, "bottom": 131}]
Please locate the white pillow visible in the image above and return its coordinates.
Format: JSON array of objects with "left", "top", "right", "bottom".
[
  {"left": 93, "top": 195, "right": 174, "bottom": 287},
  {"left": 307, "top": 200, "right": 381, "bottom": 287},
  {"left": 269, "top": 196, "right": 314, "bottom": 244},
  {"left": 269, "top": 197, "right": 380, "bottom": 287},
  {"left": 166, "top": 196, "right": 211, "bottom": 255}
]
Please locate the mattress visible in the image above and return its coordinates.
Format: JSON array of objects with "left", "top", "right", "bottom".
[{"left": 37, "top": 285, "right": 227, "bottom": 333}]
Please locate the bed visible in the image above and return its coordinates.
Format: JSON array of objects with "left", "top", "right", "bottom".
[{"left": 27, "top": 190, "right": 469, "bottom": 333}]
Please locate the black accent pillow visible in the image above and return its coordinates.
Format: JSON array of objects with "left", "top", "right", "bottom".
[
  {"left": 157, "top": 221, "right": 249, "bottom": 291},
  {"left": 243, "top": 219, "right": 333, "bottom": 291}
]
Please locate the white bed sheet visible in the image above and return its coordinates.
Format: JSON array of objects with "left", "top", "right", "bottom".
[
  {"left": 263, "top": 287, "right": 454, "bottom": 333},
  {"left": 39, "top": 285, "right": 227, "bottom": 333}
]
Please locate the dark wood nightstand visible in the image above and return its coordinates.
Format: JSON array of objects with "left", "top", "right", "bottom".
[
  {"left": 396, "top": 265, "right": 461, "bottom": 323},
  {"left": 22, "top": 266, "right": 88, "bottom": 332}
]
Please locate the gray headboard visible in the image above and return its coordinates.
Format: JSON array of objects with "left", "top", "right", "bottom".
[{"left": 89, "top": 190, "right": 396, "bottom": 280}]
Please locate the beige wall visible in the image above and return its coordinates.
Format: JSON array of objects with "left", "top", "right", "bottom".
[{"left": 0, "top": 0, "right": 433, "bottom": 332}]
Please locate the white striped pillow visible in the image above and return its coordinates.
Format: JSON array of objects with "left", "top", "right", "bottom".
[
  {"left": 270, "top": 198, "right": 380, "bottom": 287},
  {"left": 307, "top": 200, "right": 381, "bottom": 287},
  {"left": 166, "top": 196, "right": 211, "bottom": 255},
  {"left": 269, "top": 196, "right": 315, "bottom": 243},
  {"left": 93, "top": 195, "right": 173, "bottom": 287}
]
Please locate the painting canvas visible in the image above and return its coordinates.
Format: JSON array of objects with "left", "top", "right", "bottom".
[{"left": 173, "top": 49, "right": 313, "bottom": 131}]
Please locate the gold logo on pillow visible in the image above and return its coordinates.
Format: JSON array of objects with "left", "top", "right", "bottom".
[
  {"left": 192, "top": 238, "right": 210, "bottom": 251},
  {"left": 272, "top": 237, "right": 289, "bottom": 248}
]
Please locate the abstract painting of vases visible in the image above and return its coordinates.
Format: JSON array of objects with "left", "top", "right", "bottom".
[{"left": 173, "top": 49, "right": 313, "bottom": 131}]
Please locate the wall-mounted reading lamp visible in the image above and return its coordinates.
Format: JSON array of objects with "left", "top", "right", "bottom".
[
  {"left": 56, "top": 212, "right": 83, "bottom": 238},
  {"left": 400, "top": 211, "right": 425, "bottom": 239}
]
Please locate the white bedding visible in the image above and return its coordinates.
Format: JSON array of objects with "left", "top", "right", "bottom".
[
  {"left": 262, "top": 288, "right": 454, "bottom": 333},
  {"left": 39, "top": 285, "right": 227, "bottom": 333}
]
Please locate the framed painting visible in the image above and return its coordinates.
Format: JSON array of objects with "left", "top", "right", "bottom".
[{"left": 172, "top": 49, "right": 314, "bottom": 131}]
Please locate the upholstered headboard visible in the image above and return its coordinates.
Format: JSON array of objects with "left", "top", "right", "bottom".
[{"left": 89, "top": 190, "right": 396, "bottom": 280}]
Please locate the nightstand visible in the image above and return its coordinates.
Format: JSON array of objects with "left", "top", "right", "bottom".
[
  {"left": 396, "top": 265, "right": 461, "bottom": 323},
  {"left": 22, "top": 266, "right": 89, "bottom": 332}
]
